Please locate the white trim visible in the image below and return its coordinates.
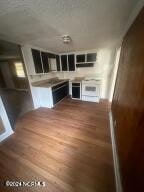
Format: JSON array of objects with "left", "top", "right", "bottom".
[
  {"left": 21, "top": 46, "right": 37, "bottom": 109},
  {"left": 109, "top": 111, "right": 123, "bottom": 192},
  {"left": 0, "top": 130, "right": 14, "bottom": 142},
  {"left": 109, "top": 47, "right": 121, "bottom": 102},
  {"left": 0, "top": 97, "right": 14, "bottom": 142},
  {"left": 22, "top": 44, "right": 58, "bottom": 55}
]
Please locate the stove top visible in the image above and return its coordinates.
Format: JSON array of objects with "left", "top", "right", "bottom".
[{"left": 82, "top": 78, "right": 101, "bottom": 84}]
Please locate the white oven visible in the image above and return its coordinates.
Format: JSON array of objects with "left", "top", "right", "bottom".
[{"left": 82, "top": 79, "right": 101, "bottom": 102}]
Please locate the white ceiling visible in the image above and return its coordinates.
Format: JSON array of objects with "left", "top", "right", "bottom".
[{"left": 0, "top": 0, "right": 139, "bottom": 53}]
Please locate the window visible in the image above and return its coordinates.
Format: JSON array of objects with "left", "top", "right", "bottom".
[{"left": 14, "top": 62, "right": 25, "bottom": 78}]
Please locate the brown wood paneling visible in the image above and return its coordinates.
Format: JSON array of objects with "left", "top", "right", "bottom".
[
  {"left": 0, "top": 98, "right": 115, "bottom": 192},
  {"left": 0, "top": 67, "right": 6, "bottom": 88},
  {"left": 112, "top": 7, "right": 144, "bottom": 192}
]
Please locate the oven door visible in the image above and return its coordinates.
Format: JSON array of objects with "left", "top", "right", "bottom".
[{"left": 82, "top": 83, "right": 100, "bottom": 97}]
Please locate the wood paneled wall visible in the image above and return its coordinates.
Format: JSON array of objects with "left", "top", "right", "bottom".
[
  {"left": 0, "top": 67, "right": 6, "bottom": 88},
  {"left": 112, "top": 7, "right": 144, "bottom": 192}
]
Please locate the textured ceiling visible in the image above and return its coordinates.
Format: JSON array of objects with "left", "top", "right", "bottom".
[{"left": 0, "top": 0, "right": 138, "bottom": 53}]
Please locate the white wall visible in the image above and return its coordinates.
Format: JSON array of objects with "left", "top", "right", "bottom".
[
  {"left": 30, "top": 73, "right": 57, "bottom": 83},
  {"left": 109, "top": 47, "right": 121, "bottom": 102},
  {"left": 0, "top": 96, "right": 14, "bottom": 142}
]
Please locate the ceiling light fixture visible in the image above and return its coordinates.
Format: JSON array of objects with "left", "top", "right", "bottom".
[{"left": 62, "top": 35, "right": 71, "bottom": 44}]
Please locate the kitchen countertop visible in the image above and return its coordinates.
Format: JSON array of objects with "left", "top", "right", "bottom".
[
  {"left": 31, "top": 77, "right": 101, "bottom": 88},
  {"left": 70, "top": 77, "right": 85, "bottom": 83},
  {"left": 31, "top": 78, "right": 69, "bottom": 88}
]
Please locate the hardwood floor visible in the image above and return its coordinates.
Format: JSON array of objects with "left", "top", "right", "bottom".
[{"left": 0, "top": 98, "right": 115, "bottom": 192}]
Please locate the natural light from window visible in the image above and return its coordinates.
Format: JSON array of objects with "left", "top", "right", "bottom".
[{"left": 14, "top": 62, "right": 25, "bottom": 78}]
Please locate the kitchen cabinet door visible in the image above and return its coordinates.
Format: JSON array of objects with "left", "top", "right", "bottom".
[
  {"left": 41, "top": 51, "right": 49, "bottom": 73},
  {"left": 72, "top": 86, "right": 80, "bottom": 99},
  {"left": 76, "top": 54, "right": 85, "bottom": 63},
  {"left": 56, "top": 55, "right": 61, "bottom": 71},
  {"left": 68, "top": 54, "right": 75, "bottom": 71},
  {"left": 31, "top": 49, "right": 43, "bottom": 73},
  {"left": 52, "top": 82, "right": 69, "bottom": 105},
  {"left": 87, "top": 53, "right": 96, "bottom": 62},
  {"left": 61, "top": 55, "right": 68, "bottom": 71},
  {"left": 76, "top": 63, "right": 94, "bottom": 68},
  {"left": 48, "top": 53, "right": 56, "bottom": 58}
]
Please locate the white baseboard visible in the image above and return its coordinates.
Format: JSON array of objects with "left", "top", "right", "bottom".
[
  {"left": 109, "top": 111, "right": 123, "bottom": 192},
  {"left": 0, "top": 130, "right": 14, "bottom": 142}
]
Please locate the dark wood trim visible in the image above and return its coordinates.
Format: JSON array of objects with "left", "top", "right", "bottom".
[{"left": 112, "top": 7, "right": 144, "bottom": 192}]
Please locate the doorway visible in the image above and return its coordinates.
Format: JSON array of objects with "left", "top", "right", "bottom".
[{"left": 0, "top": 40, "right": 34, "bottom": 129}]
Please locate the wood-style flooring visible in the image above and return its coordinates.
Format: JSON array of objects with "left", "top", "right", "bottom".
[{"left": 0, "top": 98, "right": 115, "bottom": 192}]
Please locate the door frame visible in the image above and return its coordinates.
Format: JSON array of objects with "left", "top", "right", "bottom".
[{"left": 0, "top": 96, "right": 14, "bottom": 142}]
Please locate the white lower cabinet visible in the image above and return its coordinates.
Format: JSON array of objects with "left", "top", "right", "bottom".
[{"left": 32, "top": 87, "right": 53, "bottom": 108}]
